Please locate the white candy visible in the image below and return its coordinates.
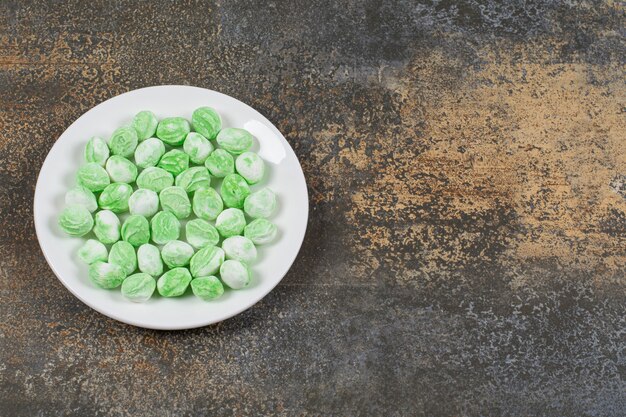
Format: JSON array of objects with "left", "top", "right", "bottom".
[
  {"left": 134, "top": 137, "right": 166, "bottom": 168},
  {"left": 220, "top": 260, "right": 250, "bottom": 289},
  {"left": 243, "top": 188, "right": 277, "bottom": 219},
  {"left": 222, "top": 236, "right": 257, "bottom": 264},
  {"left": 77, "top": 239, "right": 108, "bottom": 264},
  {"left": 65, "top": 185, "right": 98, "bottom": 213},
  {"left": 235, "top": 152, "right": 265, "bottom": 184},
  {"left": 183, "top": 132, "right": 214, "bottom": 164},
  {"left": 128, "top": 189, "right": 159, "bottom": 218},
  {"left": 137, "top": 243, "right": 163, "bottom": 277}
]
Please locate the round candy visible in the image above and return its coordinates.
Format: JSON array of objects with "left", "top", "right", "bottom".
[
  {"left": 175, "top": 167, "right": 211, "bottom": 193},
  {"left": 58, "top": 205, "right": 93, "bottom": 237},
  {"left": 128, "top": 189, "right": 159, "bottom": 218},
  {"left": 150, "top": 211, "right": 180, "bottom": 244},
  {"left": 204, "top": 149, "right": 234, "bottom": 178},
  {"left": 159, "top": 186, "right": 191, "bottom": 219},
  {"left": 132, "top": 110, "right": 158, "bottom": 141},
  {"left": 220, "top": 260, "right": 250, "bottom": 289},
  {"left": 158, "top": 149, "right": 189, "bottom": 177},
  {"left": 136, "top": 167, "right": 174, "bottom": 192},
  {"left": 192, "top": 187, "right": 223, "bottom": 221},
  {"left": 183, "top": 132, "right": 214, "bottom": 164},
  {"left": 105, "top": 155, "right": 137, "bottom": 183},
  {"left": 190, "top": 245, "right": 225, "bottom": 278},
  {"left": 220, "top": 173, "right": 250, "bottom": 208},
  {"left": 65, "top": 185, "right": 97, "bottom": 213},
  {"left": 243, "top": 188, "right": 277, "bottom": 219},
  {"left": 134, "top": 137, "right": 165, "bottom": 168},
  {"left": 93, "top": 210, "right": 120, "bottom": 244},
  {"left": 192, "top": 107, "right": 221, "bottom": 140},
  {"left": 137, "top": 243, "right": 163, "bottom": 277},
  {"left": 121, "top": 215, "right": 150, "bottom": 247},
  {"left": 84, "top": 136, "right": 109, "bottom": 166},
  {"left": 215, "top": 208, "right": 246, "bottom": 238},
  {"left": 191, "top": 276, "right": 224, "bottom": 300},
  {"left": 78, "top": 239, "right": 108, "bottom": 264},
  {"left": 156, "top": 117, "right": 190, "bottom": 146},
  {"left": 244, "top": 218, "right": 277, "bottom": 245},
  {"left": 121, "top": 273, "right": 156, "bottom": 302},
  {"left": 109, "top": 240, "right": 137, "bottom": 276},
  {"left": 109, "top": 126, "right": 138, "bottom": 157},
  {"left": 88, "top": 262, "right": 125, "bottom": 289},
  {"left": 77, "top": 162, "right": 110, "bottom": 192},
  {"left": 161, "top": 240, "right": 194, "bottom": 268},
  {"left": 185, "top": 219, "right": 219, "bottom": 250},
  {"left": 235, "top": 152, "right": 265, "bottom": 184},
  {"left": 222, "top": 236, "right": 257, "bottom": 264},
  {"left": 216, "top": 128, "right": 253, "bottom": 155},
  {"left": 157, "top": 267, "right": 192, "bottom": 297},
  {"left": 98, "top": 183, "right": 133, "bottom": 213}
]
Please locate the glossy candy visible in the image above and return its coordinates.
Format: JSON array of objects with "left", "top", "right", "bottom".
[
  {"left": 191, "top": 107, "right": 221, "bottom": 140},
  {"left": 121, "top": 273, "right": 156, "bottom": 302},
  {"left": 58, "top": 205, "right": 93, "bottom": 237},
  {"left": 78, "top": 239, "right": 108, "bottom": 264},
  {"left": 220, "top": 260, "right": 250, "bottom": 289},
  {"left": 183, "top": 132, "right": 214, "bottom": 164},
  {"left": 161, "top": 240, "right": 194, "bottom": 268},
  {"left": 191, "top": 276, "right": 224, "bottom": 300},
  {"left": 98, "top": 183, "right": 133, "bottom": 213},
  {"left": 65, "top": 185, "right": 97, "bottom": 213},
  {"left": 137, "top": 243, "right": 163, "bottom": 277},
  {"left": 215, "top": 208, "right": 246, "bottom": 238},
  {"left": 175, "top": 167, "right": 211, "bottom": 193},
  {"left": 134, "top": 137, "right": 165, "bottom": 168},
  {"left": 159, "top": 186, "right": 191, "bottom": 219},
  {"left": 222, "top": 236, "right": 257, "bottom": 264},
  {"left": 185, "top": 219, "right": 219, "bottom": 249},
  {"left": 189, "top": 245, "right": 224, "bottom": 277},
  {"left": 88, "top": 262, "right": 125, "bottom": 289},
  {"left": 158, "top": 149, "right": 189, "bottom": 176},
  {"left": 244, "top": 188, "right": 277, "bottom": 219},
  {"left": 109, "top": 126, "right": 138, "bottom": 157},
  {"left": 105, "top": 155, "right": 137, "bottom": 183},
  {"left": 220, "top": 173, "right": 250, "bottom": 208},
  {"left": 235, "top": 152, "right": 264, "bottom": 184},
  {"left": 121, "top": 215, "right": 150, "bottom": 247},
  {"left": 132, "top": 110, "right": 158, "bottom": 141},
  {"left": 128, "top": 188, "right": 159, "bottom": 218},
  {"left": 150, "top": 211, "right": 180, "bottom": 244},
  {"left": 77, "top": 162, "right": 110, "bottom": 192},
  {"left": 93, "top": 210, "right": 121, "bottom": 244},
  {"left": 84, "top": 136, "right": 109, "bottom": 166},
  {"left": 136, "top": 167, "right": 174, "bottom": 192},
  {"left": 192, "top": 187, "right": 223, "bottom": 220},
  {"left": 156, "top": 117, "right": 190, "bottom": 146},
  {"left": 204, "top": 149, "right": 234, "bottom": 178},
  {"left": 244, "top": 218, "right": 277, "bottom": 245},
  {"left": 109, "top": 240, "right": 137, "bottom": 276},
  {"left": 157, "top": 267, "right": 192, "bottom": 297}
]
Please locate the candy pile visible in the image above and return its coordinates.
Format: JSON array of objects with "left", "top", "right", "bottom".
[{"left": 58, "top": 108, "right": 278, "bottom": 302}]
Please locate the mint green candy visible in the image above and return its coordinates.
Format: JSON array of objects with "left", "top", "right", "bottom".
[
  {"left": 204, "top": 149, "right": 234, "bottom": 178},
  {"left": 65, "top": 185, "right": 97, "bottom": 213},
  {"left": 244, "top": 218, "right": 277, "bottom": 245},
  {"left": 132, "top": 110, "right": 158, "bottom": 141},
  {"left": 157, "top": 267, "right": 192, "bottom": 297},
  {"left": 220, "top": 260, "right": 250, "bottom": 289},
  {"left": 235, "top": 152, "right": 265, "bottom": 184},
  {"left": 136, "top": 167, "right": 174, "bottom": 192},
  {"left": 121, "top": 215, "right": 150, "bottom": 247},
  {"left": 88, "top": 262, "right": 125, "bottom": 289},
  {"left": 137, "top": 243, "right": 163, "bottom": 276},
  {"left": 222, "top": 236, "right": 257, "bottom": 264},
  {"left": 183, "top": 132, "right": 214, "bottom": 164},
  {"left": 244, "top": 188, "right": 277, "bottom": 219},
  {"left": 109, "top": 126, "right": 138, "bottom": 157},
  {"left": 216, "top": 128, "right": 253, "bottom": 155},
  {"left": 175, "top": 167, "right": 211, "bottom": 193},
  {"left": 150, "top": 211, "right": 180, "bottom": 244},
  {"left": 156, "top": 117, "right": 190, "bottom": 146},
  {"left": 121, "top": 273, "right": 156, "bottom": 302},
  {"left": 192, "top": 107, "right": 221, "bottom": 140},
  {"left": 109, "top": 240, "right": 137, "bottom": 276},
  {"left": 105, "top": 155, "right": 137, "bottom": 183},
  {"left": 185, "top": 219, "right": 219, "bottom": 250},
  {"left": 191, "top": 276, "right": 224, "bottom": 300},
  {"left": 158, "top": 149, "right": 189, "bottom": 177},
  {"left": 58, "top": 205, "right": 93, "bottom": 237},
  {"left": 192, "top": 187, "right": 223, "bottom": 220},
  {"left": 190, "top": 245, "right": 224, "bottom": 277},
  {"left": 161, "top": 240, "right": 194, "bottom": 268},
  {"left": 93, "top": 210, "right": 120, "bottom": 244},
  {"left": 128, "top": 188, "right": 159, "bottom": 218},
  {"left": 77, "top": 162, "right": 110, "bottom": 192},
  {"left": 84, "top": 136, "right": 109, "bottom": 166},
  {"left": 159, "top": 186, "right": 191, "bottom": 219},
  {"left": 78, "top": 239, "right": 108, "bottom": 264},
  {"left": 134, "top": 137, "right": 165, "bottom": 168},
  {"left": 215, "top": 208, "right": 246, "bottom": 238},
  {"left": 98, "top": 183, "right": 132, "bottom": 213},
  {"left": 220, "top": 173, "right": 250, "bottom": 208}
]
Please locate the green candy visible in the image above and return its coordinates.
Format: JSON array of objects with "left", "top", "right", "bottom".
[
  {"left": 121, "top": 215, "right": 150, "bottom": 247},
  {"left": 161, "top": 240, "right": 194, "bottom": 268},
  {"left": 204, "top": 149, "right": 234, "bottom": 178},
  {"left": 121, "top": 273, "right": 156, "bottom": 302},
  {"left": 150, "top": 211, "right": 180, "bottom": 244},
  {"left": 175, "top": 167, "right": 211, "bottom": 193},
  {"left": 190, "top": 245, "right": 224, "bottom": 277},
  {"left": 185, "top": 219, "right": 219, "bottom": 250},
  {"left": 191, "top": 276, "right": 224, "bottom": 300},
  {"left": 159, "top": 186, "right": 191, "bottom": 219},
  {"left": 77, "top": 162, "right": 110, "bottom": 192},
  {"left": 191, "top": 107, "right": 221, "bottom": 140},
  {"left": 105, "top": 155, "right": 137, "bottom": 183},
  {"left": 215, "top": 208, "right": 246, "bottom": 238},
  {"left": 220, "top": 173, "right": 250, "bottom": 208},
  {"left": 220, "top": 260, "right": 250, "bottom": 289},
  {"left": 157, "top": 267, "right": 192, "bottom": 297},
  {"left": 88, "top": 262, "right": 125, "bottom": 289},
  {"left": 136, "top": 167, "right": 174, "bottom": 192},
  {"left": 58, "top": 205, "right": 93, "bottom": 237},
  {"left": 156, "top": 117, "right": 190, "bottom": 146},
  {"left": 243, "top": 188, "right": 277, "bottom": 219},
  {"left": 132, "top": 110, "right": 158, "bottom": 141},
  {"left": 216, "top": 128, "right": 253, "bottom": 155},
  {"left": 77, "top": 239, "right": 108, "bottom": 264},
  {"left": 183, "top": 132, "right": 214, "bottom": 164},
  {"left": 65, "top": 185, "right": 97, "bottom": 213},
  {"left": 137, "top": 243, "right": 163, "bottom": 277},
  {"left": 128, "top": 188, "right": 159, "bottom": 218},
  {"left": 134, "top": 137, "right": 165, "bottom": 168},
  {"left": 235, "top": 152, "right": 265, "bottom": 184},
  {"left": 109, "top": 240, "right": 137, "bottom": 276},
  {"left": 109, "top": 126, "right": 138, "bottom": 157},
  {"left": 98, "top": 183, "right": 133, "bottom": 213},
  {"left": 192, "top": 187, "right": 223, "bottom": 220},
  {"left": 158, "top": 149, "right": 189, "bottom": 177},
  {"left": 222, "top": 236, "right": 257, "bottom": 264},
  {"left": 93, "top": 210, "right": 121, "bottom": 244},
  {"left": 84, "top": 136, "right": 109, "bottom": 166},
  {"left": 244, "top": 218, "right": 277, "bottom": 245}
]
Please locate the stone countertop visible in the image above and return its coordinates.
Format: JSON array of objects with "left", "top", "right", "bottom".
[{"left": 0, "top": 1, "right": 624, "bottom": 415}]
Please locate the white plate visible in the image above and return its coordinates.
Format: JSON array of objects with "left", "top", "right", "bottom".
[{"left": 34, "top": 86, "right": 308, "bottom": 330}]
